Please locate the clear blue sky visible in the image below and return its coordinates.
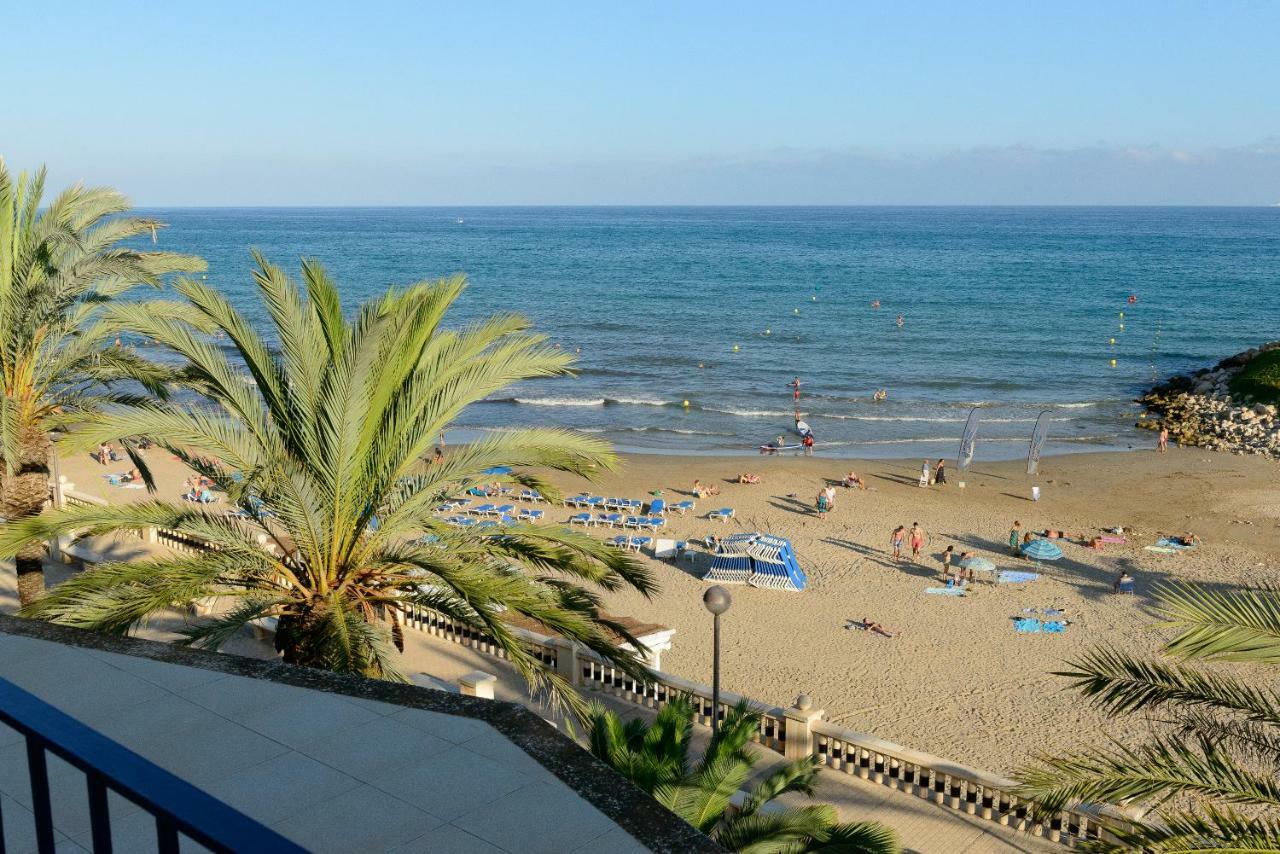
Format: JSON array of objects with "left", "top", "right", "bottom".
[{"left": 5, "top": 1, "right": 1279, "bottom": 204}]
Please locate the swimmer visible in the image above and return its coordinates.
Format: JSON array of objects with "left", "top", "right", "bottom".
[
  {"left": 788, "top": 377, "right": 802, "bottom": 401},
  {"left": 870, "top": 299, "right": 880, "bottom": 309},
  {"left": 698, "top": 362, "right": 705, "bottom": 369},
  {"left": 896, "top": 315, "right": 904, "bottom": 328},
  {"left": 1128, "top": 294, "right": 1137, "bottom": 304},
  {"left": 872, "top": 389, "right": 887, "bottom": 402}
]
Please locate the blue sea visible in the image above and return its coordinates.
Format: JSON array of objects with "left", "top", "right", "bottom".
[{"left": 136, "top": 207, "right": 1280, "bottom": 460}]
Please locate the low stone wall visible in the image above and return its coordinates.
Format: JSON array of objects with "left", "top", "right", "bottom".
[{"left": 1138, "top": 342, "right": 1280, "bottom": 458}]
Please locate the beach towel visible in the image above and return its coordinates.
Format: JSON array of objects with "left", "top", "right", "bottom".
[
  {"left": 1099, "top": 536, "right": 1126, "bottom": 544},
  {"left": 1043, "top": 620, "right": 1067, "bottom": 633},
  {"left": 1144, "top": 545, "right": 1178, "bottom": 554},
  {"left": 925, "top": 587, "right": 966, "bottom": 597},
  {"left": 998, "top": 571, "right": 1040, "bottom": 584},
  {"left": 1014, "top": 618, "right": 1042, "bottom": 633},
  {"left": 1156, "top": 538, "right": 1196, "bottom": 550}
]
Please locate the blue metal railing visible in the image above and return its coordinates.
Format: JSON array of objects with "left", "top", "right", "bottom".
[{"left": 0, "top": 676, "right": 307, "bottom": 853}]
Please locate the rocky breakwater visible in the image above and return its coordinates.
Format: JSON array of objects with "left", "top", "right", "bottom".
[{"left": 1138, "top": 342, "right": 1280, "bottom": 458}]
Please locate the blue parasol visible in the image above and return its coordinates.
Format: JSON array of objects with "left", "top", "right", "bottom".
[
  {"left": 1021, "top": 539, "right": 1063, "bottom": 563},
  {"left": 482, "top": 466, "right": 513, "bottom": 476}
]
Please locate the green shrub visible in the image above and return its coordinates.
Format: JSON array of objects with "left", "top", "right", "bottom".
[{"left": 1228, "top": 349, "right": 1280, "bottom": 404}]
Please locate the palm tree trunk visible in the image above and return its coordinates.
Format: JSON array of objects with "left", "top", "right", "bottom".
[{"left": 3, "top": 426, "right": 52, "bottom": 606}]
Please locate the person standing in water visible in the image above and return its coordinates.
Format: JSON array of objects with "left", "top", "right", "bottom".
[
  {"left": 788, "top": 377, "right": 802, "bottom": 402},
  {"left": 896, "top": 314, "right": 904, "bottom": 327},
  {"left": 1158, "top": 425, "right": 1169, "bottom": 453}
]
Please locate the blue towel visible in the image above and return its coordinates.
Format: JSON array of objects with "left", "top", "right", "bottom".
[
  {"left": 998, "top": 571, "right": 1040, "bottom": 584},
  {"left": 1043, "top": 620, "right": 1067, "bottom": 633},
  {"left": 1014, "top": 618, "right": 1042, "bottom": 633},
  {"left": 1156, "top": 538, "right": 1196, "bottom": 550},
  {"left": 925, "top": 587, "right": 966, "bottom": 597}
]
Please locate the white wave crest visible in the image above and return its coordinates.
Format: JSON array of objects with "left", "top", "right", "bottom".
[{"left": 513, "top": 397, "right": 606, "bottom": 407}]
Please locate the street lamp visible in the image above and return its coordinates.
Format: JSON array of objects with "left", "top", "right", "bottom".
[{"left": 702, "top": 585, "right": 732, "bottom": 736}]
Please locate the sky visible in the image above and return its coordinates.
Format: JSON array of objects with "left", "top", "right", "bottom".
[{"left": 4, "top": 1, "right": 1279, "bottom": 205}]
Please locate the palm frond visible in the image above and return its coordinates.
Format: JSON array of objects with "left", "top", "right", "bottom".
[{"left": 1157, "top": 582, "right": 1280, "bottom": 664}]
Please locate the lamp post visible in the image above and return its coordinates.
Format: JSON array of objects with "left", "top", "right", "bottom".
[{"left": 702, "top": 585, "right": 732, "bottom": 736}]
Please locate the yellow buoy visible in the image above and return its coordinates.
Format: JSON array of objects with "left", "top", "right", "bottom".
[
  {"left": 1110, "top": 359, "right": 1117, "bottom": 367},
  {"left": 682, "top": 399, "right": 690, "bottom": 408},
  {"left": 764, "top": 329, "right": 771, "bottom": 335},
  {"left": 811, "top": 295, "right": 817, "bottom": 302},
  {"left": 1109, "top": 338, "right": 1115, "bottom": 345},
  {"left": 732, "top": 344, "right": 740, "bottom": 352},
  {"left": 793, "top": 308, "right": 800, "bottom": 315},
  {"left": 1119, "top": 311, "right": 1124, "bottom": 318},
  {"left": 1119, "top": 324, "right": 1125, "bottom": 331}
]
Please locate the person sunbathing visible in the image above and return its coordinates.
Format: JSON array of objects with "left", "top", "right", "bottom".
[
  {"left": 123, "top": 468, "right": 141, "bottom": 482},
  {"left": 737, "top": 473, "right": 761, "bottom": 484},
  {"left": 1170, "top": 532, "right": 1200, "bottom": 547},
  {"left": 861, "top": 617, "right": 899, "bottom": 638}
]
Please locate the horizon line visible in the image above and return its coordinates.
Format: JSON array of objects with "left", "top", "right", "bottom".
[{"left": 132, "top": 203, "right": 1280, "bottom": 210}]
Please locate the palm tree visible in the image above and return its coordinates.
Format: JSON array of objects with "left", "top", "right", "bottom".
[
  {"left": 588, "top": 697, "right": 900, "bottom": 853},
  {"left": 0, "top": 253, "right": 658, "bottom": 711},
  {"left": 0, "top": 159, "right": 204, "bottom": 604},
  {"left": 1016, "top": 582, "right": 1280, "bottom": 851}
]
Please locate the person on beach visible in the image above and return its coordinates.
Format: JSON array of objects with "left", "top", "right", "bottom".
[
  {"left": 861, "top": 617, "right": 898, "bottom": 638},
  {"left": 1158, "top": 425, "right": 1169, "bottom": 453},
  {"left": 890, "top": 525, "right": 905, "bottom": 561},
  {"left": 842, "top": 471, "right": 866, "bottom": 489},
  {"left": 788, "top": 377, "right": 802, "bottom": 401},
  {"left": 815, "top": 490, "right": 831, "bottom": 519},
  {"left": 737, "top": 473, "right": 761, "bottom": 484},
  {"left": 919, "top": 460, "right": 930, "bottom": 487},
  {"left": 940, "top": 545, "right": 955, "bottom": 580},
  {"left": 802, "top": 433, "right": 815, "bottom": 455},
  {"left": 909, "top": 522, "right": 925, "bottom": 561},
  {"left": 432, "top": 447, "right": 444, "bottom": 465},
  {"left": 1113, "top": 571, "right": 1134, "bottom": 594},
  {"left": 1009, "top": 521, "right": 1022, "bottom": 554},
  {"left": 933, "top": 459, "right": 947, "bottom": 485}
]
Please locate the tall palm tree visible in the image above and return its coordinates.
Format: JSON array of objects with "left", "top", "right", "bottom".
[
  {"left": 588, "top": 697, "right": 900, "bottom": 853},
  {"left": 0, "top": 158, "right": 204, "bottom": 604},
  {"left": 0, "top": 253, "right": 657, "bottom": 711},
  {"left": 1016, "top": 582, "right": 1280, "bottom": 852}
]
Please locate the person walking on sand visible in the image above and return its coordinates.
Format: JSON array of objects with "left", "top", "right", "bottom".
[
  {"left": 933, "top": 458, "right": 947, "bottom": 485},
  {"left": 890, "top": 525, "right": 906, "bottom": 562},
  {"left": 1158, "top": 425, "right": 1169, "bottom": 453},
  {"left": 1009, "top": 520, "right": 1022, "bottom": 555},
  {"left": 909, "top": 522, "right": 925, "bottom": 561},
  {"left": 816, "top": 489, "right": 831, "bottom": 519}
]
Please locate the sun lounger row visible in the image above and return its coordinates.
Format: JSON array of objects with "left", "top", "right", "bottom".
[
  {"left": 566, "top": 513, "right": 666, "bottom": 531},
  {"left": 608, "top": 535, "right": 652, "bottom": 552}
]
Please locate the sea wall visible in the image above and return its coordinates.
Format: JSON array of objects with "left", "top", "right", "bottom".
[{"left": 1138, "top": 342, "right": 1280, "bottom": 458}]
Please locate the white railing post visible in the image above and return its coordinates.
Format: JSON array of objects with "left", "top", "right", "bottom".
[
  {"left": 458, "top": 670, "right": 497, "bottom": 699},
  {"left": 783, "top": 694, "right": 824, "bottom": 762}
]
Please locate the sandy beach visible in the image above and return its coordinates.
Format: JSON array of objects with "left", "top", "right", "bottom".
[{"left": 55, "top": 444, "right": 1280, "bottom": 776}]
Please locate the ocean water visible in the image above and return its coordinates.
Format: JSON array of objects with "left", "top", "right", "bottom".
[{"left": 136, "top": 207, "right": 1280, "bottom": 460}]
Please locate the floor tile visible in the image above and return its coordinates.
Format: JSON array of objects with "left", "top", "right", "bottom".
[
  {"left": 293, "top": 715, "right": 455, "bottom": 782},
  {"left": 203, "top": 750, "right": 362, "bottom": 826},
  {"left": 271, "top": 783, "right": 445, "bottom": 852},
  {"left": 452, "top": 780, "right": 615, "bottom": 853},
  {"left": 387, "top": 707, "right": 492, "bottom": 744},
  {"left": 371, "top": 745, "right": 531, "bottom": 821},
  {"left": 389, "top": 824, "right": 508, "bottom": 853}
]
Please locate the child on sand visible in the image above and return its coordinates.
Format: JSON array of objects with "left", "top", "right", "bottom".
[
  {"left": 890, "top": 525, "right": 905, "bottom": 561},
  {"left": 816, "top": 490, "right": 831, "bottom": 519}
]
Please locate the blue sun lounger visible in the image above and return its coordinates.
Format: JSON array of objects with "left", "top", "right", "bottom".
[
  {"left": 609, "top": 535, "right": 631, "bottom": 549},
  {"left": 598, "top": 513, "right": 622, "bottom": 527},
  {"left": 671, "top": 500, "right": 696, "bottom": 515},
  {"left": 519, "top": 489, "right": 543, "bottom": 502},
  {"left": 493, "top": 504, "right": 515, "bottom": 516},
  {"left": 472, "top": 503, "right": 496, "bottom": 515},
  {"left": 647, "top": 499, "right": 666, "bottom": 516},
  {"left": 568, "top": 513, "right": 592, "bottom": 526},
  {"left": 565, "top": 494, "right": 590, "bottom": 507},
  {"left": 646, "top": 517, "right": 667, "bottom": 531},
  {"left": 629, "top": 536, "right": 652, "bottom": 552},
  {"left": 709, "top": 508, "right": 735, "bottom": 522},
  {"left": 624, "top": 515, "right": 643, "bottom": 528},
  {"left": 517, "top": 508, "right": 544, "bottom": 521}
]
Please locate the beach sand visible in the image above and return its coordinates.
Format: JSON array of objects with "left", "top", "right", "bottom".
[{"left": 57, "top": 445, "right": 1280, "bottom": 775}]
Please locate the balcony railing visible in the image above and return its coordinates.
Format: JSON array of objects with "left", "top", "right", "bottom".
[{"left": 0, "top": 676, "right": 306, "bottom": 854}]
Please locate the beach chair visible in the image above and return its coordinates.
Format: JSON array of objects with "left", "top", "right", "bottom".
[
  {"left": 648, "top": 499, "right": 666, "bottom": 516},
  {"left": 584, "top": 496, "right": 605, "bottom": 509},
  {"left": 467, "top": 487, "right": 488, "bottom": 497},
  {"left": 599, "top": 512, "right": 622, "bottom": 528},
  {"left": 703, "top": 553, "right": 751, "bottom": 584},
  {"left": 604, "top": 497, "right": 624, "bottom": 510},
  {"left": 519, "top": 489, "right": 543, "bottom": 503},
  {"left": 472, "top": 503, "right": 496, "bottom": 516},
  {"left": 671, "top": 500, "right": 696, "bottom": 516},
  {"left": 623, "top": 515, "right": 643, "bottom": 529},
  {"left": 564, "top": 494, "right": 590, "bottom": 507},
  {"left": 450, "top": 516, "right": 476, "bottom": 527},
  {"left": 476, "top": 520, "right": 498, "bottom": 530},
  {"left": 493, "top": 504, "right": 515, "bottom": 517},
  {"left": 609, "top": 535, "right": 631, "bottom": 550},
  {"left": 647, "top": 517, "right": 667, "bottom": 532},
  {"left": 629, "top": 536, "right": 652, "bottom": 553},
  {"left": 568, "top": 512, "right": 593, "bottom": 526},
  {"left": 518, "top": 508, "right": 544, "bottom": 522},
  {"left": 709, "top": 508, "right": 735, "bottom": 522}
]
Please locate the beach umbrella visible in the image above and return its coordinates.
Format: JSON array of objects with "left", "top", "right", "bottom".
[
  {"left": 482, "top": 466, "right": 513, "bottom": 476},
  {"left": 1021, "top": 539, "right": 1063, "bottom": 563},
  {"left": 958, "top": 555, "right": 996, "bottom": 572}
]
